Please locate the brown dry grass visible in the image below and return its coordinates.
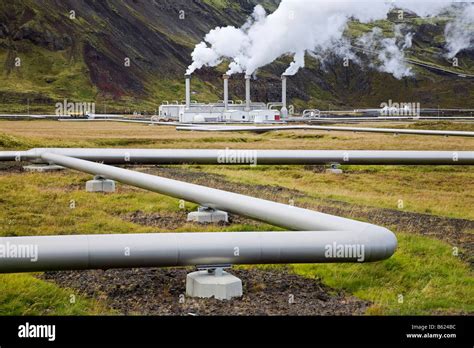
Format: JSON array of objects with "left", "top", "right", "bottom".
[{"left": 1, "top": 120, "right": 474, "bottom": 150}]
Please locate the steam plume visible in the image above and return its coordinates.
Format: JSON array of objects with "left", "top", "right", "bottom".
[{"left": 187, "top": 0, "right": 472, "bottom": 78}]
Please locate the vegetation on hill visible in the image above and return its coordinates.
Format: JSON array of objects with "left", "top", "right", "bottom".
[{"left": 0, "top": 1, "right": 473, "bottom": 113}]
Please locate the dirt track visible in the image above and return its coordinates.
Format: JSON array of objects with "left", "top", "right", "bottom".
[{"left": 41, "top": 268, "right": 370, "bottom": 316}]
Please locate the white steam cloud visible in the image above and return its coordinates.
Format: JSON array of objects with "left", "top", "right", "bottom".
[
  {"left": 357, "top": 25, "right": 414, "bottom": 79},
  {"left": 445, "top": 4, "right": 474, "bottom": 58},
  {"left": 187, "top": 0, "right": 473, "bottom": 78}
]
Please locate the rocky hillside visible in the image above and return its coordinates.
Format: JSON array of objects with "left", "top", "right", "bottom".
[{"left": 0, "top": 0, "right": 472, "bottom": 113}]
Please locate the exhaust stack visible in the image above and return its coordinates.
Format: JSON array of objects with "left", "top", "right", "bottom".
[
  {"left": 245, "top": 75, "right": 251, "bottom": 111},
  {"left": 281, "top": 75, "right": 288, "bottom": 119},
  {"left": 185, "top": 74, "right": 191, "bottom": 108},
  {"left": 223, "top": 74, "right": 229, "bottom": 111}
]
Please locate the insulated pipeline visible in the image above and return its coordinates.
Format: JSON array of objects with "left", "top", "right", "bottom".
[
  {"left": 177, "top": 124, "right": 474, "bottom": 137},
  {"left": 0, "top": 230, "right": 392, "bottom": 273},
  {"left": 2, "top": 148, "right": 473, "bottom": 165},
  {"left": 0, "top": 152, "right": 398, "bottom": 273}
]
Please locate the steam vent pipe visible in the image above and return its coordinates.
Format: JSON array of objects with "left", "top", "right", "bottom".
[
  {"left": 281, "top": 75, "right": 288, "bottom": 119},
  {"left": 223, "top": 74, "right": 229, "bottom": 111},
  {"left": 185, "top": 74, "right": 191, "bottom": 108},
  {"left": 245, "top": 74, "right": 251, "bottom": 111},
  {"left": 0, "top": 152, "right": 398, "bottom": 273}
]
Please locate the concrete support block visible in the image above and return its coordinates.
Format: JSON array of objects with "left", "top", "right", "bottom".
[
  {"left": 326, "top": 163, "right": 343, "bottom": 174},
  {"left": 86, "top": 177, "right": 116, "bottom": 193},
  {"left": 23, "top": 164, "right": 64, "bottom": 173},
  {"left": 186, "top": 270, "right": 243, "bottom": 300},
  {"left": 187, "top": 206, "right": 228, "bottom": 224}
]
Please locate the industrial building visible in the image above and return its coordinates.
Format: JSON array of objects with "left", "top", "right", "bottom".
[{"left": 158, "top": 74, "right": 287, "bottom": 123}]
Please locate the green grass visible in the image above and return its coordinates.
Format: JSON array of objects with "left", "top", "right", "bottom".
[
  {"left": 0, "top": 133, "right": 32, "bottom": 148},
  {"left": 0, "top": 273, "right": 109, "bottom": 315},
  {"left": 0, "top": 43, "right": 97, "bottom": 112},
  {"left": 0, "top": 167, "right": 472, "bottom": 315},
  {"left": 0, "top": 170, "right": 277, "bottom": 237},
  {"left": 289, "top": 233, "right": 473, "bottom": 315},
  {"left": 0, "top": 124, "right": 472, "bottom": 315},
  {"left": 0, "top": 171, "right": 173, "bottom": 237},
  {"left": 0, "top": 132, "right": 92, "bottom": 150},
  {"left": 189, "top": 164, "right": 474, "bottom": 220},
  {"left": 201, "top": 0, "right": 234, "bottom": 9},
  {"left": 404, "top": 121, "right": 474, "bottom": 132},
  {"left": 0, "top": 169, "right": 277, "bottom": 315}
]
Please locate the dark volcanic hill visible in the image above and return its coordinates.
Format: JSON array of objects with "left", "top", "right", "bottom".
[{"left": 0, "top": 0, "right": 473, "bottom": 113}]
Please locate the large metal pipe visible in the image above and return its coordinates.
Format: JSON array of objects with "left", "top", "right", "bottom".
[
  {"left": 0, "top": 229, "right": 393, "bottom": 273},
  {"left": 177, "top": 124, "right": 474, "bottom": 137},
  {"left": 185, "top": 74, "right": 191, "bottom": 108},
  {"left": 223, "top": 74, "right": 229, "bottom": 111},
  {"left": 281, "top": 75, "right": 288, "bottom": 119},
  {"left": 0, "top": 151, "right": 19, "bottom": 162},
  {"left": 290, "top": 116, "right": 474, "bottom": 123},
  {"left": 58, "top": 119, "right": 186, "bottom": 126},
  {"left": 245, "top": 75, "right": 251, "bottom": 111},
  {"left": 4, "top": 148, "right": 474, "bottom": 165},
  {"left": 0, "top": 153, "right": 397, "bottom": 273},
  {"left": 41, "top": 153, "right": 388, "bottom": 233},
  {"left": 52, "top": 114, "right": 474, "bottom": 121}
]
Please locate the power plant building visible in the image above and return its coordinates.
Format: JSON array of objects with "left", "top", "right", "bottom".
[{"left": 158, "top": 74, "right": 286, "bottom": 123}]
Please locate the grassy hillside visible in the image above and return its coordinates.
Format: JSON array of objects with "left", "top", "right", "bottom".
[{"left": 0, "top": 0, "right": 473, "bottom": 114}]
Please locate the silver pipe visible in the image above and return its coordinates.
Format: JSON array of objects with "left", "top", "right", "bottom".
[
  {"left": 281, "top": 76, "right": 288, "bottom": 119},
  {"left": 0, "top": 153, "right": 397, "bottom": 273},
  {"left": 223, "top": 74, "right": 229, "bottom": 111},
  {"left": 6, "top": 148, "right": 474, "bottom": 165},
  {"left": 281, "top": 76, "right": 287, "bottom": 107},
  {"left": 245, "top": 75, "right": 251, "bottom": 111},
  {"left": 58, "top": 119, "right": 185, "bottom": 126},
  {"left": 40, "top": 153, "right": 377, "bottom": 232},
  {"left": 290, "top": 117, "right": 474, "bottom": 123},
  {"left": 0, "top": 151, "right": 19, "bottom": 162},
  {"left": 0, "top": 230, "right": 394, "bottom": 273},
  {"left": 185, "top": 74, "right": 191, "bottom": 109},
  {"left": 177, "top": 125, "right": 474, "bottom": 137}
]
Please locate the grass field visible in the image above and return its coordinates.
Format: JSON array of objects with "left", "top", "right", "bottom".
[{"left": 0, "top": 120, "right": 473, "bottom": 315}]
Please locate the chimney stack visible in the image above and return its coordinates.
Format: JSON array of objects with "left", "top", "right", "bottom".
[
  {"left": 245, "top": 75, "right": 251, "bottom": 111},
  {"left": 281, "top": 75, "right": 288, "bottom": 119},
  {"left": 223, "top": 74, "right": 229, "bottom": 111},
  {"left": 185, "top": 74, "right": 191, "bottom": 108}
]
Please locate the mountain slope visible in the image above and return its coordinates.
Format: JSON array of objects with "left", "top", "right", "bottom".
[{"left": 0, "top": 0, "right": 472, "bottom": 113}]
